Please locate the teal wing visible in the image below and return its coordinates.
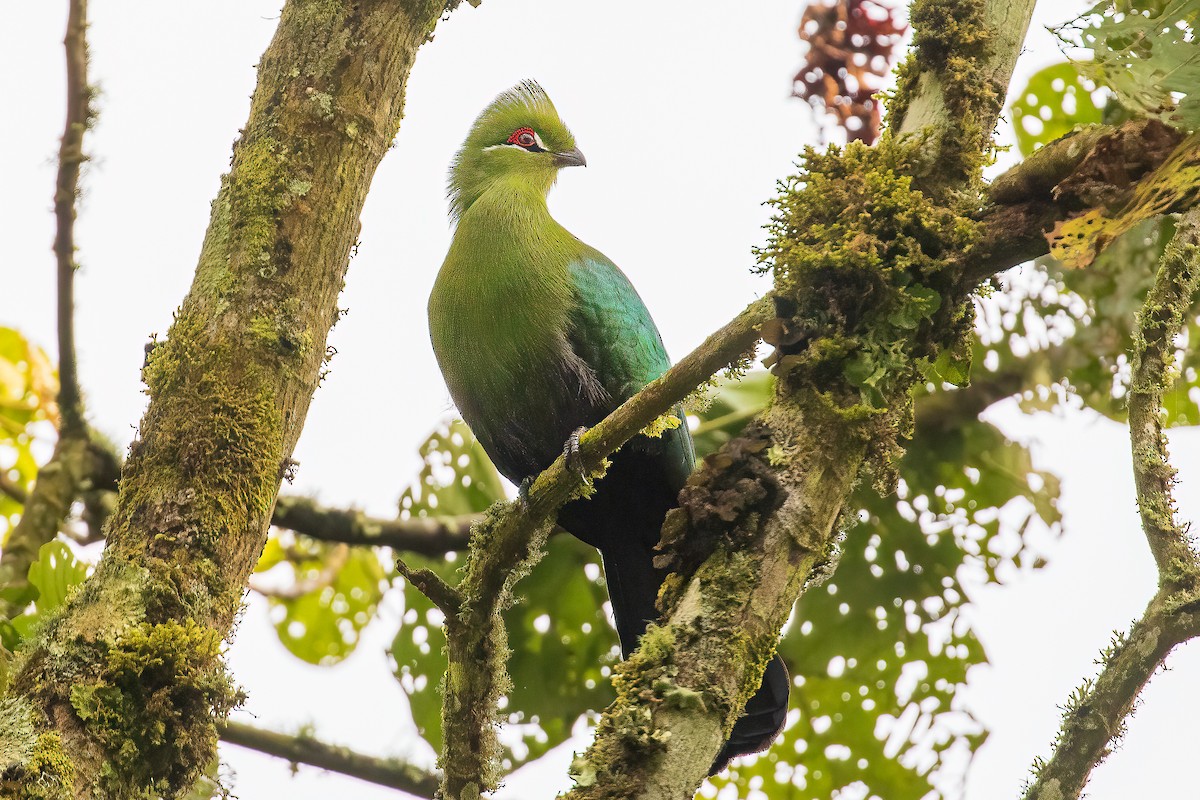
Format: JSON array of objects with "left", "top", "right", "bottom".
[{"left": 566, "top": 249, "right": 695, "bottom": 484}]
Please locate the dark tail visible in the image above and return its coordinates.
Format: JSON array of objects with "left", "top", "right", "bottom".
[
  {"left": 599, "top": 546, "right": 789, "bottom": 773},
  {"left": 710, "top": 653, "right": 789, "bottom": 774},
  {"left": 598, "top": 543, "right": 664, "bottom": 657}
]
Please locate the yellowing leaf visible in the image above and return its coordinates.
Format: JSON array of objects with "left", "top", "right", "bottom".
[{"left": 1048, "top": 131, "right": 1200, "bottom": 267}]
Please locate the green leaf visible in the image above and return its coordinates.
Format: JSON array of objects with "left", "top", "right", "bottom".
[
  {"left": 1, "top": 541, "right": 91, "bottom": 650},
  {"left": 399, "top": 419, "right": 506, "bottom": 518}
]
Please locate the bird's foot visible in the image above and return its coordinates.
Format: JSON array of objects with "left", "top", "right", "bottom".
[{"left": 564, "top": 426, "right": 589, "bottom": 481}]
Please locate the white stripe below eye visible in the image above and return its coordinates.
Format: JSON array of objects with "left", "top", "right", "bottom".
[{"left": 482, "top": 144, "right": 523, "bottom": 152}]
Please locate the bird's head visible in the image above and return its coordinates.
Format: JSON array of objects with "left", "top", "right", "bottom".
[{"left": 448, "top": 80, "right": 586, "bottom": 221}]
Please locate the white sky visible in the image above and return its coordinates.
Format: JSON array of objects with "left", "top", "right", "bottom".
[{"left": 3, "top": 2, "right": 1199, "bottom": 799}]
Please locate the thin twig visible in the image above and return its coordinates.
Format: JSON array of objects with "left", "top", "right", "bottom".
[
  {"left": 0, "top": 0, "right": 98, "bottom": 620},
  {"left": 53, "top": 0, "right": 91, "bottom": 437},
  {"left": 219, "top": 720, "right": 438, "bottom": 797},
  {"left": 394, "top": 558, "right": 461, "bottom": 614},
  {"left": 1127, "top": 207, "right": 1200, "bottom": 577},
  {"left": 0, "top": 472, "right": 28, "bottom": 505}
]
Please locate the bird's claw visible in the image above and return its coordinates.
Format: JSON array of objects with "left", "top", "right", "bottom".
[{"left": 564, "top": 426, "right": 589, "bottom": 482}]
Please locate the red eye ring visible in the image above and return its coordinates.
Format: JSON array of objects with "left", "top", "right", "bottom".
[{"left": 507, "top": 127, "right": 537, "bottom": 148}]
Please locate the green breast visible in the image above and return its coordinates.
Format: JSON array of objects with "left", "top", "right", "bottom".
[{"left": 428, "top": 182, "right": 580, "bottom": 426}]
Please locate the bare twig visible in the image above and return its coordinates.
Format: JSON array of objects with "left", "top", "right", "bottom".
[
  {"left": 1022, "top": 208, "right": 1200, "bottom": 800},
  {"left": 0, "top": 0, "right": 99, "bottom": 621},
  {"left": 394, "top": 558, "right": 462, "bottom": 614},
  {"left": 0, "top": 472, "right": 28, "bottom": 505},
  {"left": 53, "top": 0, "right": 91, "bottom": 437},
  {"left": 219, "top": 720, "right": 438, "bottom": 797},
  {"left": 271, "top": 495, "right": 475, "bottom": 555}
]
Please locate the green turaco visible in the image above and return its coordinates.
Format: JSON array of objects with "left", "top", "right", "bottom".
[{"left": 427, "top": 80, "right": 787, "bottom": 773}]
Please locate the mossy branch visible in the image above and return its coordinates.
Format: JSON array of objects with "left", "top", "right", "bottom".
[
  {"left": 1128, "top": 208, "right": 1200, "bottom": 578},
  {"left": 219, "top": 720, "right": 439, "bottom": 797},
  {"left": 436, "top": 297, "right": 772, "bottom": 799},
  {"left": 1022, "top": 208, "right": 1200, "bottom": 800},
  {"left": 1, "top": 2, "right": 462, "bottom": 797}
]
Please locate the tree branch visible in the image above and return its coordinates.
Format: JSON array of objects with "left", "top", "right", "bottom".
[
  {"left": 1022, "top": 209, "right": 1200, "bottom": 800},
  {"left": 1127, "top": 208, "right": 1200, "bottom": 577},
  {"left": 2, "top": 2, "right": 468, "bottom": 796},
  {"left": 219, "top": 720, "right": 438, "bottom": 797},
  {"left": 271, "top": 495, "right": 475, "bottom": 555},
  {"left": 52, "top": 0, "right": 90, "bottom": 438}
]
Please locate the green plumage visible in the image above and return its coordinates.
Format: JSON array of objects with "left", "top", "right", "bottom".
[{"left": 427, "top": 81, "right": 786, "bottom": 773}]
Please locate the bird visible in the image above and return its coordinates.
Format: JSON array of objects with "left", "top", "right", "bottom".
[{"left": 427, "top": 80, "right": 788, "bottom": 774}]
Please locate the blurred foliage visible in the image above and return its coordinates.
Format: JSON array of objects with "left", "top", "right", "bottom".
[
  {"left": 1010, "top": 61, "right": 1105, "bottom": 157},
  {"left": 0, "top": 327, "right": 58, "bottom": 543},
  {"left": 268, "top": 544, "right": 387, "bottom": 666},
  {"left": 700, "top": 370, "right": 1058, "bottom": 799},
  {"left": 0, "top": 328, "right": 74, "bottom": 651},
  {"left": 1057, "top": 0, "right": 1200, "bottom": 132},
  {"left": 984, "top": 214, "right": 1200, "bottom": 427},
  {"left": 0, "top": 541, "right": 89, "bottom": 651}
]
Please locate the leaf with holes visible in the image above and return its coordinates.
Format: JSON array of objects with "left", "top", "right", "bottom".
[
  {"left": 1057, "top": 0, "right": 1200, "bottom": 131},
  {"left": 1047, "top": 132, "right": 1200, "bottom": 267}
]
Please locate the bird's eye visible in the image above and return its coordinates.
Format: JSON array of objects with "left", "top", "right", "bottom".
[{"left": 507, "top": 127, "right": 538, "bottom": 149}]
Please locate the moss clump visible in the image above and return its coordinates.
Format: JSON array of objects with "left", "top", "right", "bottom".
[
  {"left": 68, "top": 620, "right": 242, "bottom": 799},
  {"left": 656, "top": 424, "right": 780, "bottom": 602},
  {"left": 887, "top": 0, "right": 1001, "bottom": 196},
  {"left": 602, "top": 625, "right": 678, "bottom": 755},
  {"left": 132, "top": 308, "right": 283, "bottom": 571},
  {"left": 20, "top": 732, "right": 74, "bottom": 800},
  {"left": 757, "top": 135, "right": 977, "bottom": 477}
]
